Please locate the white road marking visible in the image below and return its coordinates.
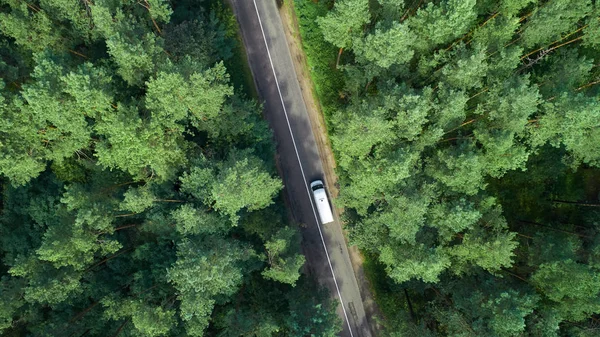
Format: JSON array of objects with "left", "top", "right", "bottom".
[{"left": 250, "top": 1, "right": 355, "bottom": 336}]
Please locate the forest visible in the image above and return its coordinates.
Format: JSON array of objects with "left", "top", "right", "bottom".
[
  {"left": 0, "top": 0, "right": 343, "bottom": 336},
  {"left": 292, "top": 0, "right": 600, "bottom": 336}
]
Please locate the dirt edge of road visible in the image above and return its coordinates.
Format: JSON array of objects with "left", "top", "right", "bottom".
[{"left": 278, "top": 1, "right": 385, "bottom": 334}]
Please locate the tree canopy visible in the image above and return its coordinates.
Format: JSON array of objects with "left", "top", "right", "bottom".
[
  {"left": 0, "top": 0, "right": 342, "bottom": 335},
  {"left": 302, "top": 0, "right": 600, "bottom": 335}
]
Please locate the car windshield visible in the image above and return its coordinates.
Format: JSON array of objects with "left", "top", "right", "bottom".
[{"left": 312, "top": 184, "right": 323, "bottom": 191}]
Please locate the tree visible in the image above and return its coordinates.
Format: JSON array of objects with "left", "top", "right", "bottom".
[
  {"left": 0, "top": 3, "right": 63, "bottom": 53},
  {"left": 447, "top": 228, "right": 517, "bottom": 275},
  {"left": 171, "top": 204, "right": 229, "bottom": 235},
  {"left": 407, "top": 0, "right": 478, "bottom": 52},
  {"left": 216, "top": 308, "right": 280, "bottom": 337},
  {"left": 317, "top": 0, "right": 370, "bottom": 65},
  {"left": 353, "top": 22, "right": 414, "bottom": 69},
  {"left": 429, "top": 198, "right": 482, "bottom": 243},
  {"left": 167, "top": 237, "right": 256, "bottom": 336},
  {"left": 0, "top": 276, "right": 25, "bottom": 332},
  {"left": 90, "top": 0, "right": 170, "bottom": 85},
  {"left": 94, "top": 102, "right": 188, "bottom": 182},
  {"left": 0, "top": 59, "right": 96, "bottom": 185},
  {"left": 374, "top": 0, "right": 405, "bottom": 23},
  {"left": 145, "top": 62, "right": 233, "bottom": 128},
  {"left": 426, "top": 143, "right": 487, "bottom": 196},
  {"left": 283, "top": 280, "right": 342, "bottom": 337},
  {"left": 331, "top": 105, "right": 397, "bottom": 169},
  {"left": 441, "top": 44, "right": 488, "bottom": 91},
  {"left": 362, "top": 192, "right": 432, "bottom": 245},
  {"left": 520, "top": 0, "right": 592, "bottom": 48},
  {"left": 181, "top": 149, "right": 282, "bottom": 224},
  {"left": 339, "top": 150, "right": 417, "bottom": 214},
  {"left": 436, "top": 273, "right": 539, "bottom": 337},
  {"left": 530, "top": 94, "right": 600, "bottom": 168},
  {"left": 531, "top": 260, "right": 600, "bottom": 322},
  {"left": 102, "top": 297, "right": 177, "bottom": 337},
  {"left": 583, "top": 7, "right": 600, "bottom": 49},
  {"left": 379, "top": 243, "right": 452, "bottom": 284},
  {"left": 120, "top": 186, "right": 156, "bottom": 214},
  {"left": 261, "top": 226, "right": 305, "bottom": 286}
]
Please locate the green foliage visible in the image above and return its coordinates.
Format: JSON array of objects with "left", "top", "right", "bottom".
[
  {"left": 0, "top": 4, "right": 62, "bottom": 52},
  {"left": 106, "top": 33, "right": 164, "bottom": 85},
  {"left": 284, "top": 283, "right": 342, "bottom": 337},
  {"left": 0, "top": 0, "right": 341, "bottom": 335},
  {"left": 262, "top": 227, "right": 305, "bottom": 286},
  {"left": 291, "top": 0, "right": 345, "bottom": 110},
  {"left": 408, "top": 0, "right": 478, "bottom": 52},
  {"left": 531, "top": 260, "right": 600, "bottom": 321},
  {"left": 103, "top": 297, "right": 177, "bottom": 336},
  {"left": 168, "top": 237, "right": 254, "bottom": 335},
  {"left": 438, "top": 274, "right": 539, "bottom": 337},
  {"left": 211, "top": 274, "right": 341, "bottom": 336},
  {"left": 331, "top": 105, "right": 396, "bottom": 168},
  {"left": 0, "top": 59, "right": 95, "bottom": 185},
  {"left": 145, "top": 62, "right": 233, "bottom": 126},
  {"left": 182, "top": 149, "right": 282, "bottom": 224},
  {"left": 427, "top": 144, "right": 487, "bottom": 195},
  {"left": 171, "top": 204, "right": 228, "bottom": 235},
  {"left": 521, "top": 0, "right": 592, "bottom": 48},
  {"left": 210, "top": 150, "right": 282, "bottom": 223},
  {"left": 441, "top": 44, "right": 488, "bottom": 90},
  {"left": 583, "top": 11, "right": 600, "bottom": 48},
  {"left": 531, "top": 94, "right": 600, "bottom": 168},
  {"left": 297, "top": 0, "right": 600, "bottom": 334},
  {"left": 316, "top": 0, "right": 370, "bottom": 51},
  {"left": 120, "top": 186, "right": 156, "bottom": 213},
  {"left": 379, "top": 243, "right": 451, "bottom": 284},
  {"left": 447, "top": 229, "right": 517, "bottom": 274},
  {"left": 353, "top": 22, "right": 414, "bottom": 69}
]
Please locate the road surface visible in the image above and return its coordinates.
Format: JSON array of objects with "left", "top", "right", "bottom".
[{"left": 229, "top": 1, "right": 373, "bottom": 336}]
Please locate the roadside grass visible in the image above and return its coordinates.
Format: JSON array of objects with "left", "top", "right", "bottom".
[
  {"left": 363, "top": 253, "right": 412, "bottom": 326},
  {"left": 218, "top": 1, "right": 259, "bottom": 100},
  {"left": 286, "top": 0, "right": 345, "bottom": 119}
]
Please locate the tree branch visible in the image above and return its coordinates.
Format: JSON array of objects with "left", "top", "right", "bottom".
[
  {"left": 112, "top": 319, "right": 129, "bottom": 337},
  {"left": 85, "top": 248, "right": 134, "bottom": 272}
]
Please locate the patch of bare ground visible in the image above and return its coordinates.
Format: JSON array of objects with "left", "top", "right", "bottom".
[{"left": 278, "top": 1, "right": 385, "bottom": 334}]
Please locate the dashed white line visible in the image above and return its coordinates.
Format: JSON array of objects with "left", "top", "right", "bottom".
[{"left": 250, "top": 1, "right": 355, "bottom": 336}]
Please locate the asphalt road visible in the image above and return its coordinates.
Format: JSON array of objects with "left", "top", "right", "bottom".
[{"left": 229, "top": 1, "right": 373, "bottom": 336}]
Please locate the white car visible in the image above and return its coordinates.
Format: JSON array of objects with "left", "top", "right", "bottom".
[{"left": 310, "top": 180, "right": 334, "bottom": 224}]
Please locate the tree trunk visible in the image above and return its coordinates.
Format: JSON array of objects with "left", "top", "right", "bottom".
[
  {"left": 404, "top": 289, "right": 417, "bottom": 323},
  {"left": 550, "top": 199, "right": 600, "bottom": 207},
  {"left": 134, "top": 284, "right": 159, "bottom": 297},
  {"left": 576, "top": 79, "right": 600, "bottom": 91},
  {"left": 500, "top": 268, "right": 528, "bottom": 282},
  {"left": 520, "top": 25, "right": 587, "bottom": 61},
  {"left": 115, "top": 212, "right": 137, "bottom": 218},
  {"left": 336, "top": 47, "right": 343, "bottom": 69},
  {"left": 69, "top": 301, "right": 99, "bottom": 324},
  {"left": 443, "top": 118, "right": 478, "bottom": 135},
  {"left": 114, "top": 224, "right": 137, "bottom": 231},
  {"left": 112, "top": 320, "right": 129, "bottom": 337},
  {"left": 69, "top": 50, "right": 88, "bottom": 59},
  {"left": 78, "top": 329, "right": 91, "bottom": 337},
  {"left": 517, "top": 219, "right": 591, "bottom": 238},
  {"left": 85, "top": 248, "right": 133, "bottom": 272},
  {"left": 154, "top": 199, "right": 184, "bottom": 203}
]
